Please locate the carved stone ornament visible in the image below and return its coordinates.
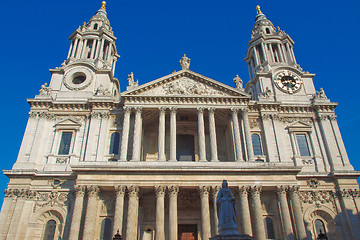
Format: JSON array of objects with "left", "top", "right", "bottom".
[
  {"left": 337, "top": 188, "right": 360, "bottom": 198},
  {"left": 56, "top": 157, "right": 68, "bottom": 164},
  {"left": 250, "top": 185, "right": 262, "bottom": 196},
  {"left": 279, "top": 117, "right": 312, "bottom": 124},
  {"left": 212, "top": 185, "right": 221, "bottom": 198},
  {"left": 74, "top": 185, "right": 86, "bottom": 196},
  {"left": 161, "top": 77, "right": 226, "bottom": 96},
  {"left": 4, "top": 188, "right": 36, "bottom": 199},
  {"left": 95, "top": 84, "right": 112, "bottom": 96},
  {"left": 316, "top": 88, "right": 327, "bottom": 99},
  {"left": 35, "top": 191, "right": 69, "bottom": 210},
  {"left": 127, "top": 72, "right": 139, "bottom": 88},
  {"left": 307, "top": 178, "right": 319, "bottom": 188},
  {"left": 276, "top": 185, "right": 288, "bottom": 195},
  {"left": 299, "top": 190, "right": 333, "bottom": 208},
  {"left": 91, "top": 111, "right": 110, "bottom": 119}
]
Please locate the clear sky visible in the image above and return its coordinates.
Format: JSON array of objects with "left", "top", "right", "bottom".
[{"left": 0, "top": 0, "right": 359, "bottom": 205}]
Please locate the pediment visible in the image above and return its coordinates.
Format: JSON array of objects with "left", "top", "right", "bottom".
[
  {"left": 55, "top": 119, "right": 81, "bottom": 130},
  {"left": 122, "top": 70, "right": 249, "bottom": 98},
  {"left": 286, "top": 121, "right": 312, "bottom": 131}
]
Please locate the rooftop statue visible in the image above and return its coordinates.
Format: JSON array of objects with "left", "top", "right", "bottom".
[{"left": 180, "top": 54, "right": 191, "bottom": 70}]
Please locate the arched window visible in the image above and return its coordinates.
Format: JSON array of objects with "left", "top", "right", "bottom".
[
  {"left": 315, "top": 219, "right": 326, "bottom": 237},
  {"left": 266, "top": 28, "right": 270, "bottom": 34},
  {"left": 252, "top": 134, "right": 263, "bottom": 155},
  {"left": 109, "top": 132, "right": 120, "bottom": 155},
  {"left": 264, "top": 217, "right": 275, "bottom": 239},
  {"left": 42, "top": 220, "right": 56, "bottom": 240},
  {"left": 100, "top": 218, "right": 112, "bottom": 240},
  {"left": 94, "top": 23, "right": 98, "bottom": 30}
]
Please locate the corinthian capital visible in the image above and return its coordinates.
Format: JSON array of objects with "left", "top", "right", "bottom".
[
  {"left": 114, "top": 185, "right": 126, "bottom": 196},
  {"left": 155, "top": 185, "right": 166, "bottom": 197},
  {"left": 276, "top": 185, "right": 289, "bottom": 196},
  {"left": 288, "top": 185, "right": 300, "bottom": 195},
  {"left": 250, "top": 185, "right": 262, "bottom": 196},
  {"left": 237, "top": 186, "right": 250, "bottom": 195},
  {"left": 169, "top": 107, "right": 177, "bottom": 114},
  {"left": 87, "top": 185, "right": 100, "bottom": 196},
  {"left": 127, "top": 185, "right": 139, "bottom": 197},
  {"left": 168, "top": 185, "right": 179, "bottom": 196},
  {"left": 74, "top": 185, "right": 86, "bottom": 196},
  {"left": 199, "top": 185, "right": 210, "bottom": 197},
  {"left": 123, "top": 106, "right": 132, "bottom": 114}
]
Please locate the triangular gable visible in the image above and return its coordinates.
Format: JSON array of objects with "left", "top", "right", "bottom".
[
  {"left": 286, "top": 121, "right": 312, "bottom": 132},
  {"left": 54, "top": 119, "right": 81, "bottom": 130},
  {"left": 122, "top": 69, "right": 250, "bottom": 98}
]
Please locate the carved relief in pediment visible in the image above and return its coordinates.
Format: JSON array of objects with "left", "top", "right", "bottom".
[{"left": 138, "top": 77, "right": 230, "bottom": 96}]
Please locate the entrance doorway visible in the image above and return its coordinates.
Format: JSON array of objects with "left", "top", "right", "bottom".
[
  {"left": 177, "top": 134, "right": 195, "bottom": 161},
  {"left": 178, "top": 224, "right": 197, "bottom": 240}
]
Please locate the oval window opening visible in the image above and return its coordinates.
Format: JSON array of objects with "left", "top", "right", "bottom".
[{"left": 72, "top": 73, "right": 86, "bottom": 84}]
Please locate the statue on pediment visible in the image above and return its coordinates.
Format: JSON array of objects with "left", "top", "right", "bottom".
[
  {"left": 127, "top": 72, "right": 138, "bottom": 88},
  {"left": 180, "top": 54, "right": 191, "bottom": 70},
  {"left": 233, "top": 75, "right": 243, "bottom": 89},
  {"left": 316, "top": 88, "right": 327, "bottom": 99}
]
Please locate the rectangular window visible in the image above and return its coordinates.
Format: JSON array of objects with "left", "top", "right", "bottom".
[
  {"left": 296, "top": 134, "right": 311, "bottom": 156},
  {"left": 256, "top": 45, "right": 264, "bottom": 63},
  {"left": 58, "top": 132, "right": 73, "bottom": 155}
]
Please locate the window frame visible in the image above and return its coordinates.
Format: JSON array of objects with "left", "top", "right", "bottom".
[
  {"left": 108, "top": 131, "right": 121, "bottom": 156},
  {"left": 57, "top": 131, "right": 74, "bottom": 155},
  {"left": 295, "top": 133, "right": 312, "bottom": 157},
  {"left": 251, "top": 132, "right": 264, "bottom": 157}
]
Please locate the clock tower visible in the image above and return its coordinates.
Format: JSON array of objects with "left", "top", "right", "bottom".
[{"left": 244, "top": 6, "right": 317, "bottom": 103}]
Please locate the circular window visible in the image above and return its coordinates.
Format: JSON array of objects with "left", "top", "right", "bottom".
[
  {"left": 72, "top": 73, "right": 86, "bottom": 84},
  {"left": 63, "top": 67, "right": 94, "bottom": 90}
]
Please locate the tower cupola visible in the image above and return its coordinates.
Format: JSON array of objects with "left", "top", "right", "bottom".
[
  {"left": 64, "top": 1, "right": 119, "bottom": 72},
  {"left": 244, "top": 6, "right": 300, "bottom": 81}
]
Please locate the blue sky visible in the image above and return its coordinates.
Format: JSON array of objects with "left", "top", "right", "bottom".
[{"left": 0, "top": 0, "right": 359, "bottom": 205}]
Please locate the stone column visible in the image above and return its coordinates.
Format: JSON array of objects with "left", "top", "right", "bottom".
[
  {"left": 126, "top": 185, "right": 140, "bottom": 240},
  {"left": 212, "top": 186, "right": 220, "bottom": 235},
  {"left": 113, "top": 185, "right": 126, "bottom": 236},
  {"left": 71, "top": 38, "right": 79, "bottom": 58},
  {"left": 168, "top": 185, "right": 179, "bottom": 240},
  {"left": 120, "top": 107, "right": 131, "bottom": 161},
  {"left": 261, "top": 113, "right": 278, "bottom": 162},
  {"left": 289, "top": 186, "right": 307, "bottom": 240},
  {"left": 67, "top": 40, "right": 74, "bottom": 59},
  {"left": 0, "top": 190, "right": 16, "bottom": 239},
  {"left": 197, "top": 107, "right": 206, "bottom": 161},
  {"left": 169, "top": 107, "right": 177, "bottom": 162},
  {"left": 250, "top": 186, "right": 265, "bottom": 240},
  {"left": 69, "top": 186, "right": 86, "bottom": 240},
  {"left": 158, "top": 107, "right": 166, "bottom": 161},
  {"left": 83, "top": 185, "right": 100, "bottom": 240},
  {"left": 238, "top": 186, "right": 252, "bottom": 236},
  {"left": 241, "top": 108, "right": 254, "bottom": 161},
  {"left": 199, "top": 186, "right": 211, "bottom": 240},
  {"left": 208, "top": 108, "right": 219, "bottom": 162},
  {"left": 231, "top": 108, "right": 243, "bottom": 162},
  {"left": 131, "top": 107, "right": 143, "bottom": 161},
  {"left": 276, "top": 186, "right": 294, "bottom": 240},
  {"left": 155, "top": 185, "right": 166, "bottom": 240}
]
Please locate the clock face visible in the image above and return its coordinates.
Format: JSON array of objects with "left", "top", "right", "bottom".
[{"left": 274, "top": 71, "right": 302, "bottom": 94}]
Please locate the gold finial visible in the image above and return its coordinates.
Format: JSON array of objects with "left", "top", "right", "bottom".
[
  {"left": 101, "top": 1, "right": 106, "bottom": 10},
  {"left": 256, "top": 5, "right": 261, "bottom": 14}
]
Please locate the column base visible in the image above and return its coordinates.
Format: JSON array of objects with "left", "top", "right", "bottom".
[{"left": 210, "top": 234, "right": 253, "bottom": 240}]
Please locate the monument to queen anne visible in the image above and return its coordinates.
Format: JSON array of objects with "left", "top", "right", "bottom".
[{"left": 0, "top": 2, "right": 359, "bottom": 240}]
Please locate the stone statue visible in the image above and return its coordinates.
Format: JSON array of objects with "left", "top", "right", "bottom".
[
  {"left": 95, "top": 84, "right": 111, "bottom": 96},
  {"left": 127, "top": 72, "right": 138, "bottom": 88},
  {"left": 317, "top": 88, "right": 327, "bottom": 99},
  {"left": 263, "top": 87, "right": 272, "bottom": 98},
  {"left": 233, "top": 75, "right": 243, "bottom": 89},
  {"left": 39, "top": 83, "right": 50, "bottom": 95},
  {"left": 210, "top": 180, "right": 253, "bottom": 240},
  {"left": 180, "top": 54, "right": 191, "bottom": 70},
  {"left": 216, "top": 180, "right": 238, "bottom": 235}
]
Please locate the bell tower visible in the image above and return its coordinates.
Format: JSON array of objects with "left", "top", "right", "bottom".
[
  {"left": 46, "top": 1, "right": 120, "bottom": 102},
  {"left": 244, "top": 6, "right": 316, "bottom": 103}
]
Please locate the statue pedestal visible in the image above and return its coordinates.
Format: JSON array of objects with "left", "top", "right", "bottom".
[{"left": 209, "top": 234, "right": 253, "bottom": 240}]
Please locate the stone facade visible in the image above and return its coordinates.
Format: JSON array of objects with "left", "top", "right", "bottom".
[{"left": 0, "top": 3, "right": 359, "bottom": 240}]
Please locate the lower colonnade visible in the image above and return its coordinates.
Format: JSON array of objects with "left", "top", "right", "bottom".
[{"left": 69, "top": 184, "right": 307, "bottom": 240}]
